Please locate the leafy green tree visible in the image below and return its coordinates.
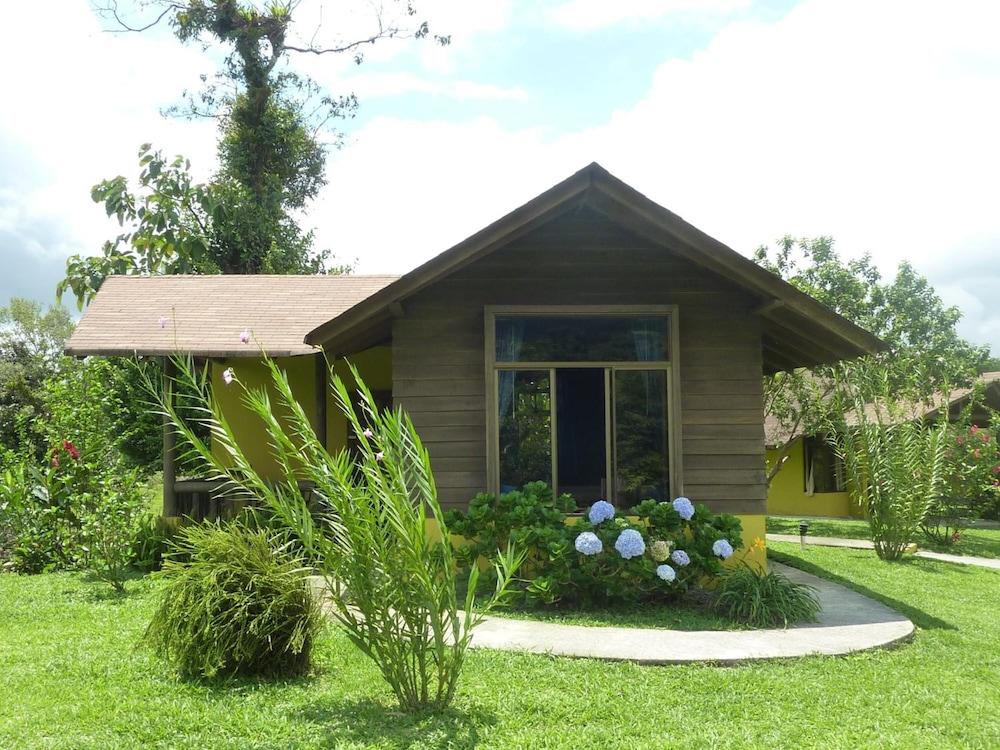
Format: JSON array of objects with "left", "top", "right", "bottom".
[
  {"left": 61, "top": 1, "right": 447, "bottom": 306},
  {"left": 0, "top": 299, "right": 74, "bottom": 458},
  {"left": 756, "top": 236, "right": 989, "bottom": 484}
]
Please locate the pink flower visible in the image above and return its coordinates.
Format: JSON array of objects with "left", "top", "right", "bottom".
[
  {"left": 158, "top": 316, "right": 169, "bottom": 329},
  {"left": 981, "top": 432, "right": 991, "bottom": 444},
  {"left": 63, "top": 440, "right": 80, "bottom": 460},
  {"left": 973, "top": 449, "right": 982, "bottom": 459},
  {"left": 363, "top": 428, "right": 374, "bottom": 439},
  {"left": 375, "top": 451, "right": 385, "bottom": 462},
  {"left": 956, "top": 436, "right": 965, "bottom": 446},
  {"left": 240, "top": 328, "right": 251, "bottom": 344},
  {"left": 971, "top": 425, "right": 980, "bottom": 434},
  {"left": 50, "top": 450, "right": 59, "bottom": 468},
  {"left": 222, "top": 367, "right": 235, "bottom": 385}
]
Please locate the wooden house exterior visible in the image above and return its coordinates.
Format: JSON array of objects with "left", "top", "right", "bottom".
[{"left": 67, "top": 163, "right": 885, "bottom": 555}]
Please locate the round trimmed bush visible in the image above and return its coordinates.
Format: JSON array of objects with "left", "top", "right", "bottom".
[{"left": 145, "top": 521, "right": 322, "bottom": 679}]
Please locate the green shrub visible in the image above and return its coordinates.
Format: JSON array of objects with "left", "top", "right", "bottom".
[
  {"left": 156, "top": 356, "right": 521, "bottom": 711},
  {"left": 714, "top": 565, "right": 821, "bottom": 627},
  {"left": 78, "top": 468, "right": 149, "bottom": 592},
  {"left": 145, "top": 521, "right": 322, "bottom": 679},
  {"left": 831, "top": 370, "right": 949, "bottom": 561},
  {"left": 446, "top": 485, "right": 743, "bottom": 607},
  {"left": 923, "top": 422, "right": 1000, "bottom": 545},
  {"left": 0, "top": 444, "right": 154, "bottom": 584}
]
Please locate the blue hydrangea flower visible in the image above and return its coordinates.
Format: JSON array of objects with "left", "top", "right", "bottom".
[
  {"left": 656, "top": 564, "right": 676, "bottom": 582},
  {"left": 712, "top": 539, "right": 734, "bottom": 559},
  {"left": 672, "top": 496, "right": 695, "bottom": 521},
  {"left": 588, "top": 499, "right": 616, "bottom": 524},
  {"left": 670, "top": 549, "right": 691, "bottom": 567},
  {"left": 614, "top": 529, "right": 646, "bottom": 559},
  {"left": 575, "top": 531, "right": 603, "bottom": 556}
]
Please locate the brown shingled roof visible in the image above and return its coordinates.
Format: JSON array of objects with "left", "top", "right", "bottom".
[{"left": 65, "top": 274, "right": 398, "bottom": 358}]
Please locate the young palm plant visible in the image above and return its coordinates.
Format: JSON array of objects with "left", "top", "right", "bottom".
[
  {"left": 830, "top": 366, "right": 949, "bottom": 561},
  {"left": 152, "top": 355, "right": 522, "bottom": 712}
]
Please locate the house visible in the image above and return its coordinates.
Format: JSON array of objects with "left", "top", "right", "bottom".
[
  {"left": 66, "top": 163, "right": 884, "bottom": 557},
  {"left": 765, "top": 372, "right": 1000, "bottom": 518}
]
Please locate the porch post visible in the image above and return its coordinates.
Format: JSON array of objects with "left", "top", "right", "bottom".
[
  {"left": 314, "top": 352, "right": 328, "bottom": 450},
  {"left": 162, "top": 356, "right": 177, "bottom": 517}
]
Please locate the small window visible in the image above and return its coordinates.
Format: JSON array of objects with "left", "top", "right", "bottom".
[
  {"left": 496, "top": 315, "right": 669, "bottom": 363},
  {"left": 804, "top": 436, "right": 844, "bottom": 494}
]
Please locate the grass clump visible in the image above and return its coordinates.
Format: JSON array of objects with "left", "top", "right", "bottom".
[
  {"left": 714, "top": 564, "right": 821, "bottom": 627},
  {"left": 144, "top": 520, "right": 322, "bottom": 679}
]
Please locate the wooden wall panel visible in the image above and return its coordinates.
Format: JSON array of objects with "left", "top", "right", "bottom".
[{"left": 392, "top": 208, "right": 767, "bottom": 514}]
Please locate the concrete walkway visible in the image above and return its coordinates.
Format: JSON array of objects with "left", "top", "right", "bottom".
[
  {"left": 469, "top": 562, "right": 913, "bottom": 664},
  {"left": 767, "top": 534, "right": 1000, "bottom": 570}
]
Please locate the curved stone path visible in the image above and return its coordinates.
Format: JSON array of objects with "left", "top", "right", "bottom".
[
  {"left": 469, "top": 562, "right": 913, "bottom": 664},
  {"left": 767, "top": 533, "right": 1000, "bottom": 570}
]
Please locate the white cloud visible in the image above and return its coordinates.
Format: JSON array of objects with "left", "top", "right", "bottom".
[
  {"left": 314, "top": 0, "right": 1000, "bottom": 350},
  {"left": 0, "top": 0, "right": 218, "bottom": 305},
  {"left": 340, "top": 71, "right": 528, "bottom": 100},
  {"left": 548, "top": 0, "right": 750, "bottom": 31}
]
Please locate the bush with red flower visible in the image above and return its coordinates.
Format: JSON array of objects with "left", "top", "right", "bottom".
[{"left": 923, "top": 422, "right": 1000, "bottom": 544}]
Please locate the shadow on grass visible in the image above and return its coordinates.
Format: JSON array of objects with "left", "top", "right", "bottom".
[
  {"left": 294, "top": 697, "right": 495, "bottom": 749},
  {"left": 770, "top": 550, "right": 957, "bottom": 631}
]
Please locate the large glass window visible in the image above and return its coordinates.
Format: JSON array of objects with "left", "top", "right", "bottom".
[
  {"left": 491, "top": 311, "right": 674, "bottom": 507},
  {"left": 496, "top": 315, "right": 669, "bottom": 363}
]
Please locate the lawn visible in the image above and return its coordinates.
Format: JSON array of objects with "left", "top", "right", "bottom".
[
  {"left": 486, "top": 591, "right": 743, "bottom": 631},
  {"left": 767, "top": 515, "right": 1000, "bottom": 559},
  {"left": 2, "top": 546, "right": 1000, "bottom": 749}
]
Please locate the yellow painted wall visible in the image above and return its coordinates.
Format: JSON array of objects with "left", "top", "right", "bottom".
[
  {"left": 765, "top": 438, "right": 860, "bottom": 518},
  {"left": 210, "top": 346, "right": 392, "bottom": 478}
]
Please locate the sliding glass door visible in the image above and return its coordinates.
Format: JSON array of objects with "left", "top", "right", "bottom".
[{"left": 490, "top": 309, "right": 675, "bottom": 507}]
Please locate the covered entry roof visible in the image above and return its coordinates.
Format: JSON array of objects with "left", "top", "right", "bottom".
[
  {"left": 67, "top": 163, "right": 884, "bottom": 371},
  {"left": 65, "top": 274, "right": 397, "bottom": 358},
  {"left": 305, "top": 163, "right": 885, "bottom": 372}
]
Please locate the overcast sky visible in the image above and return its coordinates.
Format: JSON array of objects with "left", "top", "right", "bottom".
[{"left": 2, "top": 0, "right": 999, "bottom": 350}]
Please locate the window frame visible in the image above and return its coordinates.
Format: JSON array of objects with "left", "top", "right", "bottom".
[{"left": 484, "top": 305, "right": 682, "bottom": 501}]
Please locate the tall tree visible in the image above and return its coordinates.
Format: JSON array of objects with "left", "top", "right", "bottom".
[
  {"left": 755, "top": 236, "right": 989, "bottom": 485},
  {"left": 0, "top": 299, "right": 75, "bottom": 458},
  {"left": 61, "top": 1, "right": 447, "bottom": 305}
]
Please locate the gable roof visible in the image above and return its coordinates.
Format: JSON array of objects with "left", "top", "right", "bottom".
[
  {"left": 304, "top": 163, "right": 885, "bottom": 372},
  {"left": 65, "top": 274, "right": 398, "bottom": 358}
]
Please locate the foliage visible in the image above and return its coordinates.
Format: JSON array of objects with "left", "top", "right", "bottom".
[
  {"left": 445, "top": 485, "right": 743, "bottom": 607},
  {"left": 154, "top": 354, "right": 521, "bottom": 711},
  {"left": 0, "top": 423, "right": 155, "bottom": 583},
  {"left": 923, "top": 416, "right": 1000, "bottom": 545},
  {"left": 63, "top": 1, "right": 449, "bottom": 305},
  {"left": 714, "top": 564, "right": 821, "bottom": 627},
  {"left": 756, "top": 237, "right": 988, "bottom": 485},
  {"left": 828, "top": 368, "right": 950, "bottom": 561},
  {"left": 0, "top": 299, "right": 74, "bottom": 459},
  {"left": 78, "top": 467, "right": 149, "bottom": 593},
  {"left": 145, "top": 520, "right": 322, "bottom": 679}
]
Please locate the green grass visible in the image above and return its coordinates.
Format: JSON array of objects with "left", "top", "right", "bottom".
[
  {"left": 767, "top": 515, "right": 1000, "bottom": 559},
  {"left": 2, "top": 547, "right": 1000, "bottom": 749},
  {"left": 487, "top": 593, "right": 742, "bottom": 630}
]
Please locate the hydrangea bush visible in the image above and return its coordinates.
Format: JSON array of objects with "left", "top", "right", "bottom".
[{"left": 446, "top": 484, "right": 743, "bottom": 607}]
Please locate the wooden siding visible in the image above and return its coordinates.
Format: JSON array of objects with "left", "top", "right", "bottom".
[{"left": 392, "top": 208, "right": 767, "bottom": 514}]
